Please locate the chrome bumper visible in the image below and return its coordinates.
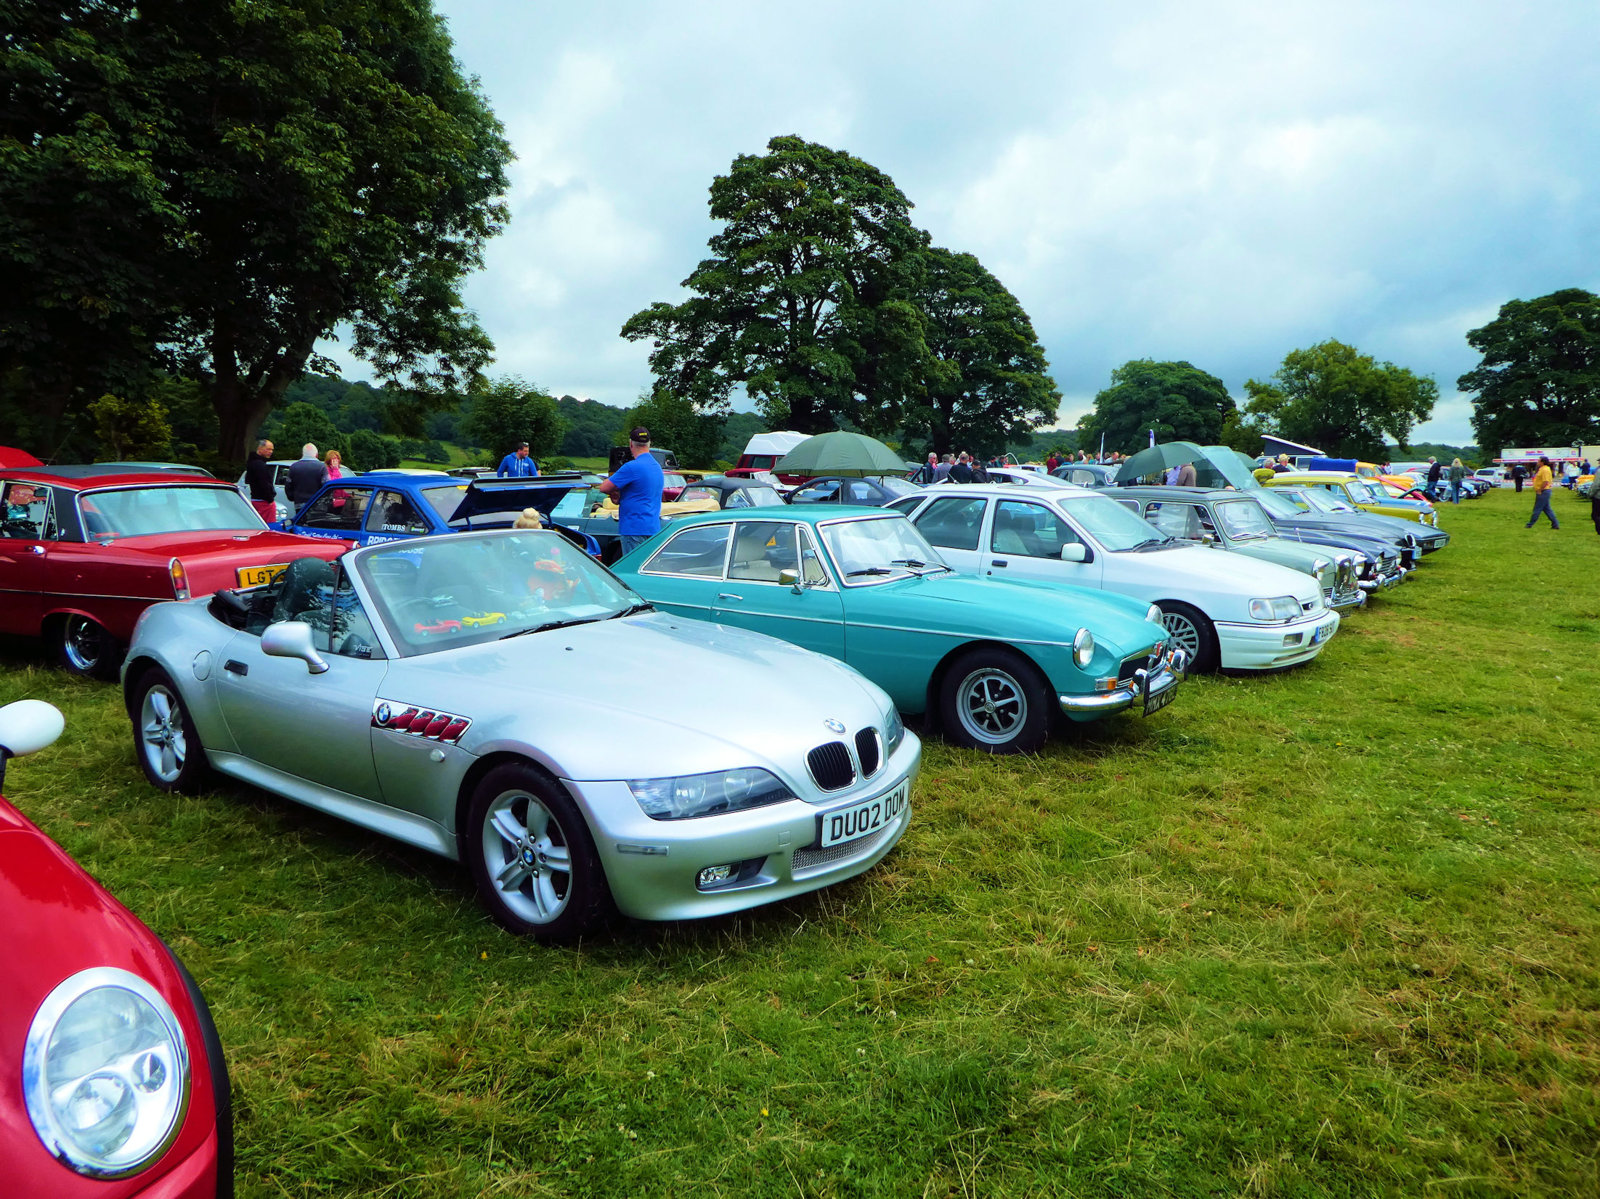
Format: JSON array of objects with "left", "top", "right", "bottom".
[
  {"left": 1059, "top": 649, "right": 1188, "bottom": 715},
  {"left": 1328, "top": 587, "right": 1366, "bottom": 610}
]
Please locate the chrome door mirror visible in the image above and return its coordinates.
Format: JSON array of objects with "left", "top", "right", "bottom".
[
  {"left": 261, "top": 621, "right": 330, "bottom": 674},
  {"left": 778, "top": 567, "right": 803, "bottom": 592}
]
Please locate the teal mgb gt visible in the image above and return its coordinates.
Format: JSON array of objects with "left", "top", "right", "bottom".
[{"left": 611, "top": 507, "right": 1186, "bottom": 754}]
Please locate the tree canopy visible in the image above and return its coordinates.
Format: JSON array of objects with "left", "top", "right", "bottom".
[
  {"left": 621, "top": 136, "right": 930, "bottom": 437},
  {"left": 1243, "top": 340, "right": 1436, "bottom": 460},
  {"left": 1, "top": 1, "right": 511, "bottom": 465},
  {"left": 899, "top": 248, "right": 1059, "bottom": 459},
  {"left": 1460, "top": 288, "right": 1600, "bottom": 453},
  {"left": 1076, "top": 360, "right": 1236, "bottom": 456},
  {"left": 463, "top": 378, "right": 565, "bottom": 462}
]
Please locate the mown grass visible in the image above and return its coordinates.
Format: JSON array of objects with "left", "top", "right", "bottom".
[{"left": 2, "top": 487, "right": 1596, "bottom": 1197}]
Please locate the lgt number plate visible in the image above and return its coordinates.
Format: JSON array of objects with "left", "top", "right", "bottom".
[
  {"left": 819, "top": 780, "right": 909, "bottom": 848},
  {"left": 236, "top": 563, "right": 288, "bottom": 588}
]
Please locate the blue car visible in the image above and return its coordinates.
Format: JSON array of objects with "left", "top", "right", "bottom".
[{"left": 282, "top": 470, "right": 601, "bottom": 556}]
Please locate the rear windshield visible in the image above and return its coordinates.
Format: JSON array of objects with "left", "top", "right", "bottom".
[{"left": 80, "top": 485, "right": 262, "bottom": 537}]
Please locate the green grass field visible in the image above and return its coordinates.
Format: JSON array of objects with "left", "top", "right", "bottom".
[{"left": 2, "top": 487, "right": 1596, "bottom": 1197}]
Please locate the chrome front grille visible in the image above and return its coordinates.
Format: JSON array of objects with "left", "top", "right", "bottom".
[{"left": 807, "top": 741, "right": 855, "bottom": 791}]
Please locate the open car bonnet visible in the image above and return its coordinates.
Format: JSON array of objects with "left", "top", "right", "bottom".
[{"left": 449, "top": 475, "right": 586, "bottom": 525}]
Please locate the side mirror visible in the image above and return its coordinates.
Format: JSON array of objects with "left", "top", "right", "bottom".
[
  {"left": 262, "top": 621, "right": 330, "bottom": 674},
  {"left": 0, "top": 700, "right": 64, "bottom": 759},
  {"left": 1201, "top": 532, "right": 1217, "bottom": 546},
  {"left": 1059, "top": 543, "right": 1088, "bottom": 563},
  {"left": 778, "top": 568, "right": 803, "bottom": 592}
]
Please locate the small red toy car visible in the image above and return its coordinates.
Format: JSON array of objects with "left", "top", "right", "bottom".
[{"left": 0, "top": 700, "right": 232, "bottom": 1196}]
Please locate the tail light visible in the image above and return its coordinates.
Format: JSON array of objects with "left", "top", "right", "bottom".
[{"left": 168, "top": 558, "right": 190, "bottom": 600}]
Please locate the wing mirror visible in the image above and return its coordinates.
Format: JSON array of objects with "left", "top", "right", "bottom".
[
  {"left": 1201, "top": 532, "right": 1217, "bottom": 546},
  {"left": 778, "top": 568, "right": 805, "bottom": 593},
  {"left": 262, "top": 621, "right": 330, "bottom": 674},
  {"left": 0, "top": 700, "right": 63, "bottom": 789},
  {"left": 1059, "top": 543, "right": 1088, "bottom": 563}
]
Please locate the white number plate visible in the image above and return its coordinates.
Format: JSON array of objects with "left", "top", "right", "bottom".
[
  {"left": 819, "top": 780, "right": 909, "bottom": 848},
  {"left": 1311, "top": 619, "right": 1337, "bottom": 644}
]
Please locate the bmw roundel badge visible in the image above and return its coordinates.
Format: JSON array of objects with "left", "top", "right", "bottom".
[
  {"left": 376, "top": 703, "right": 391, "bottom": 725},
  {"left": 824, "top": 717, "right": 846, "bottom": 734}
]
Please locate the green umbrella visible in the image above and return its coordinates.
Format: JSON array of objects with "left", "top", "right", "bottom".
[
  {"left": 1113, "top": 441, "right": 1208, "bottom": 482},
  {"left": 774, "top": 432, "right": 907, "bottom": 478}
]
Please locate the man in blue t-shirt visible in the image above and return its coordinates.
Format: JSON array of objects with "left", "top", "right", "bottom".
[
  {"left": 497, "top": 442, "right": 539, "bottom": 477},
  {"left": 600, "top": 426, "right": 664, "bottom": 555}
]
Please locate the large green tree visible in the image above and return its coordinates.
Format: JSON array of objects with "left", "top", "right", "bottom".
[
  {"left": 620, "top": 390, "right": 725, "bottom": 469},
  {"left": 1076, "top": 360, "right": 1237, "bottom": 456},
  {"left": 1460, "top": 288, "right": 1600, "bottom": 454},
  {"left": 1243, "top": 340, "right": 1436, "bottom": 459},
  {"left": 462, "top": 377, "right": 565, "bottom": 462},
  {"left": 899, "top": 247, "right": 1059, "bottom": 459},
  {"left": 1, "top": 1, "right": 511, "bottom": 466},
  {"left": 620, "top": 135, "right": 930, "bottom": 436}
]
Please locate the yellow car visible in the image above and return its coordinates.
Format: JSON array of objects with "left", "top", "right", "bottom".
[{"left": 1264, "top": 471, "right": 1440, "bottom": 526}]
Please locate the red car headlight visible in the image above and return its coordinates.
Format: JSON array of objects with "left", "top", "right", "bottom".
[{"left": 23, "top": 967, "right": 192, "bottom": 1178}]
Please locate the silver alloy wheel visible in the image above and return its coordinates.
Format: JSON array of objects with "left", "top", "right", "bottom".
[
  {"left": 62, "top": 615, "right": 108, "bottom": 674},
  {"left": 482, "top": 789, "right": 573, "bottom": 924},
  {"left": 1160, "top": 609, "right": 1203, "bottom": 660},
  {"left": 954, "top": 665, "right": 1027, "bottom": 746},
  {"left": 139, "top": 684, "right": 188, "bottom": 784}
]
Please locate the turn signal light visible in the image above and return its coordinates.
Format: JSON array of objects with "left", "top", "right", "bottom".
[{"left": 168, "top": 558, "right": 190, "bottom": 600}]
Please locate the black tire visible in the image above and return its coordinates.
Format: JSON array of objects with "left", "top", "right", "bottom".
[
  {"left": 58, "top": 613, "right": 121, "bottom": 679},
  {"left": 1155, "top": 601, "right": 1219, "bottom": 673},
  {"left": 132, "top": 668, "right": 211, "bottom": 793},
  {"left": 464, "top": 763, "right": 611, "bottom": 942},
  {"left": 939, "top": 646, "right": 1052, "bottom": 755}
]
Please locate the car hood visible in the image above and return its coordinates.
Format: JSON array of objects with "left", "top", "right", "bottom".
[
  {"left": 1119, "top": 542, "right": 1323, "bottom": 604},
  {"left": 390, "top": 613, "right": 895, "bottom": 781},
  {"left": 842, "top": 571, "right": 1164, "bottom": 658},
  {"left": 452, "top": 478, "right": 585, "bottom": 523}
]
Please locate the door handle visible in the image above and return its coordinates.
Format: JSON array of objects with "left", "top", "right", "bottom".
[
  {"left": 716, "top": 593, "right": 743, "bottom": 602},
  {"left": 224, "top": 659, "right": 248, "bottom": 676},
  {"left": 990, "top": 559, "right": 1008, "bottom": 568},
  {"left": 31, "top": 545, "right": 45, "bottom": 556}
]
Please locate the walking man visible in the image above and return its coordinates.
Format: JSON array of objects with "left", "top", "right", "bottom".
[
  {"left": 600, "top": 426, "right": 663, "bottom": 555},
  {"left": 1526, "top": 456, "right": 1559, "bottom": 529}
]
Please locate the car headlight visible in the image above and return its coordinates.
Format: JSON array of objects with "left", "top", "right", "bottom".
[
  {"left": 1145, "top": 603, "right": 1163, "bottom": 625},
  {"left": 1248, "top": 595, "right": 1302, "bottom": 621},
  {"left": 885, "top": 708, "right": 905, "bottom": 755},
  {"left": 628, "top": 768, "right": 795, "bottom": 820},
  {"left": 23, "top": 968, "right": 191, "bottom": 1179},
  {"left": 1072, "top": 626, "right": 1095, "bottom": 668}
]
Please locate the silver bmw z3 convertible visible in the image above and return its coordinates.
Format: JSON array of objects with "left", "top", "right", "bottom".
[{"left": 121, "top": 529, "right": 919, "bottom": 942}]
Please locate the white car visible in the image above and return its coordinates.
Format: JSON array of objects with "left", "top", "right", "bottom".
[{"left": 888, "top": 483, "right": 1339, "bottom": 673}]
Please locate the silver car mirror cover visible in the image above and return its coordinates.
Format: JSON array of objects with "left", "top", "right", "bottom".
[{"left": 261, "top": 621, "right": 330, "bottom": 675}]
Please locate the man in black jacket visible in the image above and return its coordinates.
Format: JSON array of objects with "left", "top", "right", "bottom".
[
  {"left": 285, "top": 443, "right": 329, "bottom": 509},
  {"left": 245, "top": 439, "right": 277, "bottom": 522}
]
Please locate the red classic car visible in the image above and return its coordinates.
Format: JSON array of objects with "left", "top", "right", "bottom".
[
  {"left": 0, "top": 700, "right": 231, "bottom": 1196},
  {"left": 1, "top": 467, "right": 351, "bottom": 677}
]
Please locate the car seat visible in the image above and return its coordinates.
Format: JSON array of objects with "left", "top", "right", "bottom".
[
  {"left": 992, "top": 511, "right": 1029, "bottom": 555},
  {"left": 271, "top": 557, "right": 336, "bottom": 625}
]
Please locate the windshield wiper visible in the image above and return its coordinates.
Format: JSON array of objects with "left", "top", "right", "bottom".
[
  {"left": 845, "top": 567, "right": 895, "bottom": 577},
  {"left": 607, "top": 601, "right": 654, "bottom": 619},
  {"left": 499, "top": 617, "right": 599, "bottom": 639},
  {"left": 889, "top": 557, "right": 948, "bottom": 575}
]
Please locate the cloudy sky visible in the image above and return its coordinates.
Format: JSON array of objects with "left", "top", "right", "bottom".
[{"left": 331, "top": 0, "right": 1600, "bottom": 445}]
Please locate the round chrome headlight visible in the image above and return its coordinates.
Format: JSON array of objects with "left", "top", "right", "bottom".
[
  {"left": 1072, "top": 627, "right": 1095, "bottom": 668},
  {"left": 1145, "top": 603, "right": 1163, "bottom": 625},
  {"left": 23, "top": 968, "right": 191, "bottom": 1178}
]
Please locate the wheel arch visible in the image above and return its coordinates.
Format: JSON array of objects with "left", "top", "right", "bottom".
[
  {"left": 923, "top": 638, "right": 1049, "bottom": 732},
  {"left": 454, "top": 751, "right": 584, "bottom": 854}
]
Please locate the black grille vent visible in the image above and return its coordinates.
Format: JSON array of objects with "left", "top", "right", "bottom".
[
  {"left": 1117, "top": 654, "right": 1154, "bottom": 683},
  {"left": 807, "top": 741, "right": 855, "bottom": 791},
  {"left": 855, "top": 727, "right": 882, "bottom": 778}
]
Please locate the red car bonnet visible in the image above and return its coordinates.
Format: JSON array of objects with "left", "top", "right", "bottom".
[{"left": 0, "top": 797, "right": 224, "bottom": 1196}]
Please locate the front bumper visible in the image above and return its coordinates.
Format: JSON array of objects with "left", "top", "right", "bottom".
[
  {"left": 1059, "top": 646, "right": 1187, "bottom": 717},
  {"left": 575, "top": 734, "right": 922, "bottom": 922},
  {"left": 1327, "top": 586, "right": 1366, "bottom": 610},
  {"left": 1216, "top": 607, "right": 1340, "bottom": 670}
]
